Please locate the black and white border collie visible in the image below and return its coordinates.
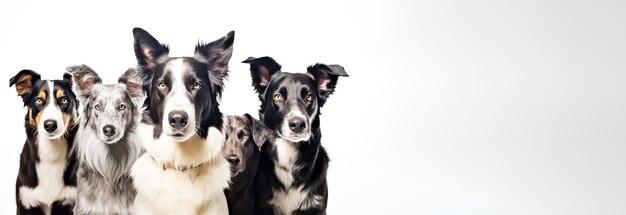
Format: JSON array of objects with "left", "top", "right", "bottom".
[
  {"left": 243, "top": 56, "right": 348, "bottom": 215},
  {"left": 10, "top": 70, "right": 80, "bottom": 215},
  {"left": 129, "top": 27, "right": 234, "bottom": 214}
]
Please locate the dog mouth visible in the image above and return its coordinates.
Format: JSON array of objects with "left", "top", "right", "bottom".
[{"left": 278, "top": 132, "right": 311, "bottom": 142}]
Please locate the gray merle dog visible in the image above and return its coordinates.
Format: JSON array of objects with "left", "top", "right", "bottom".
[{"left": 68, "top": 65, "right": 144, "bottom": 214}]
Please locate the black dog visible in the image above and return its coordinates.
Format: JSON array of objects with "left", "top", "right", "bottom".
[
  {"left": 243, "top": 56, "right": 348, "bottom": 215},
  {"left": 222, "top": 113, "right": 273, "bottom": 215},
  {"left": 10, "top": 70, "right": 80, "bottom": 215}
]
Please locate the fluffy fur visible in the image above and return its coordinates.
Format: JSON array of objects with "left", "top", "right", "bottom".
[
  {"left": 69, "top": 65, "right": 144, "bottom": 214},
  {"left": 129, "top": 27, "right": 235, "bottom": 214},
  {"left": 10, "top": 70, "right": 80, "bottom": 215},
  {"left": 243, "top": 56, "right": 348, "bottom": 215}
]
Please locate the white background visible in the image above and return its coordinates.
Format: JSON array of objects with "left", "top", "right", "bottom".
[{"left": 1, "top": 0, "right": 625, "bottom": 214}]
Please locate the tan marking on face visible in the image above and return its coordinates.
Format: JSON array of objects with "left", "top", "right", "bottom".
[
  {"left": 35, "top": 108, "right": 43, "bottom": 127},
  {"left": 56, "top": 89, "right": 65, "bottom": 99},
  {"left": 61, "top": 107, "right": 71, "bottom": 129},
  {"left": 38, "top": 91, "right": 46, "bottom": 101},
  {"left": 28, "top": 108, "right": 37, "bottom": 127},
  {"left": 15, "top": 75, "right": 33, "bottom": 96}
]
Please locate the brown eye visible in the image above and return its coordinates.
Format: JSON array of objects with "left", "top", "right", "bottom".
[
  {"left": 242, "top": 133, "right": 249, "bottom": 140},
  {"left": 192, "top": 82, "right": 201, "bottom": 90},
  {"left": 35, "top": 98, "right": 43, "bottom": 105},
  {"left": 158, "top": 82, "right": 166, "bottom": 90},
  {"left": 60, "top": 98, "right": 69, "bottom": 104},
  {"left": 305, "top": 94, "right": 313, "bottom": 102},
  {"left": 118, "top": 103, "right": 126, "bottom": 110},
  {"left": 273, "top": 94, "right": 283, "bottom": 102},
  {"left": 94, "top": 103, "right": 102, "bottom": 110}
]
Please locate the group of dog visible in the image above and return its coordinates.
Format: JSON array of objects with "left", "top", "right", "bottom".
[{"left": 10, "top": 28, "right": 348, "bottom": 215}]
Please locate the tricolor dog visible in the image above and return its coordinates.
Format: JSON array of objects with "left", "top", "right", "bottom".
[
  {"left": 243, "top": 56, "right": 348, "bottom": 215},
  {"left": 222, "top": 114, "right": 273, "bottom": 215},
  {"left": 69, "top": 65, "right": 144, "bottom": 215},
  {"left": 129, "top": 27, "right": 234, "bottom": 214},
  {"left": 11, "top": 70, "right": 80, "bottom": 215}
]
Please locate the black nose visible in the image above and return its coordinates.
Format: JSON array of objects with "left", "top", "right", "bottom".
[
  {"left": 103, "top": 125, "right": 116, "bottom": 137},
  {"left": 168, "top": 111, "right": 189, "bottom": 130},
  {"left": 226, "top": 156, "right": 240, "bottom": 165},
  {"left": 43, "top": 120, "right": 58, "bottom": 132},
  {"left": 288, "top": 118, "right": 306, "bottom": 133}
]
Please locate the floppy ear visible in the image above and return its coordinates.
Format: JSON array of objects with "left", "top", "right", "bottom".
[
  {"left": 307, "top": 63, "right": 348, "bottom": 105},
  {"left": 244, "top": 113, "right": 273, "bottom": 149},
  {"left": 194, "top": 31, "right": 235, "bottom": 87},
  {"left": 10, "top": 69, "right": 41, "bottom": 99},
  {"left": 118, "top": 68, "right": 143, "bottom": 97},
  {"left": 242, "top": 56, "right": 281, "bottom": 95},
  {"left": 67, "top": 64, "right": 101, "bottom": 100}
]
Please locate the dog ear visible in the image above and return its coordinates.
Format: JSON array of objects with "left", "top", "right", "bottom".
[
  {"left": 118, "top": 67, "right": 143, "bottom": 97},
  {"left": 195, "top": 31, "right": 235, "bottom": 86},
  {"left": 242, "top": 56, "right": 281, "bottom": 95},
  {"left": 244, "top": 113, "right": 273, "bottom": 149},
  {"left": 67, "top": 64, "right": 101, "bottom": 100},
  {"left": 10, "top": 69, "right": 41, "bottom": 99},
  {"left": 307, "top": 63, "right": 348, "bottom": 106},
  {"left": 133, "top": 27, "right": 170, "bottom": 75},
  {"left": 63, "top": 72, "right": 73, "bottom": 87}
]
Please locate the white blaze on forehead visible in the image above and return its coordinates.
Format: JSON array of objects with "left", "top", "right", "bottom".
[
  {"left": 39, "top": 81, "right": 65, "bottom": 137},
  {"left": 162, "top": 58, "right": 197, "bottom": 138}
]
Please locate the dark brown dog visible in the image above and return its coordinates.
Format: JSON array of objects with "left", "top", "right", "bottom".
[{"left": 222, "top": 114, "right": 273, "bottom": 215}]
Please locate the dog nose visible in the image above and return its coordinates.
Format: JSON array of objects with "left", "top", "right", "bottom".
[
  {"left": 43, "top": 120, "right": 58, "bottom": 132},
  {"left": 103, "top": 125, "right": 116, "bottom": 137},
  {"left": 168, "top": 111, "right": 189, "bottom": 130},
  {"left": 288, "top": 118, "right": 306, "bottom": 133},
  {"left": 226, "top": 156, "right": 240, "bottom": 165}
]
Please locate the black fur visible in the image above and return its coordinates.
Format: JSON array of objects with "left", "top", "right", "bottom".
[
  {"left": 132, "top": 27, "right": 234, "bottom": 138},
  {"left": 244, "top": 56, "right": 348, "bottom": 215},
  {"left": 224, "top": 114, "right": 273, "bottom": 215},
  {"left": 10, "top": 70, "right": 79, "bottom": 215}
]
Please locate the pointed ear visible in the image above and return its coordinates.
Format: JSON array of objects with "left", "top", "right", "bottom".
[
  {"left": 244, "top": 113, "right": 273, "bottom": 149},
  {"left": 118, "top": 68, "right": 143, "bottom": 97},
  {"left": 63, "top": 72, "right": 73, "bottom": 87},
  {"left": 10, "top": 69, "right": 41, "bottom": 98},
  {"left": 242, "top": 56, "right": 281, "bottom": 95},
  {"left": 195, "top": 31, "right": 235, "bottom": 84},
  {"left": 67, "top": 64, "right": 101, "bottom": 99},
  {"left": 307, "top": 63, "right": 349, "bottom": 105},
  {"left": 133, "top": 27, "right": 169, "bottom": 71}
]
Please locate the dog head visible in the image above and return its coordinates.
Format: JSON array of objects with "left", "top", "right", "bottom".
[
  {"left": 222, "top": 113, "right": 272, "bottom": 176},
  {"left": 69, "top": 65, "right": 143, "bottom": 144},
  {"left": 10, "top": 70, "right": 79, "bottom": 139},
  {"left": 133, "top": 27, "right": 234, "bottom": 142},
  {"left": 243, "top": 56, "right": 348, "bottom": 142}
]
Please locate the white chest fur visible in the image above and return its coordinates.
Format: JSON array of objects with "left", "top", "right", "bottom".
[
  {"left": 270, "top": 138, "right": 323, "bottom": 214},
  {"left": 132, "top": 123, "right": 230, "bottom": 215},
  {"left": 19, "top": 137, "right": 76, "bottom": 215}
]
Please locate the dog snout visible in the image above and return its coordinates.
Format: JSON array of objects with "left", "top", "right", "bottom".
[
  {"left": 226, "top": 155, "right": 240, "bottom": 166},
  {"left": 288, "top": 117, "right": 306, "bottom": 133},
  {"left": 43, "top": 120, "right": 58, "bottom": 133},
  {"left": 168, "top": 111, "right": 189, "bottom": 130},
  {"left": 103, "top": 125, "right": 116, "bottom": 137}
]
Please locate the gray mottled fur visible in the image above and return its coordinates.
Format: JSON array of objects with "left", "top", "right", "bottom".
[{"left": 68, "top": 65, "right": 145, "bottom": 215}]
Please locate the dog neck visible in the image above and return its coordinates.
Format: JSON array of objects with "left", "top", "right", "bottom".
[{"left": 139, "top": 123, "right": 225, "bottom": 172}]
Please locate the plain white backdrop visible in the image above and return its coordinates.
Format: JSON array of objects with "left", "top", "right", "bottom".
[{"left": 1, "top": 0, "right": 625, "bottom": 214}]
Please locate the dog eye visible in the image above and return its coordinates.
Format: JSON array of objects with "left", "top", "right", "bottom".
[
  {"left": 157, "top": 82, "right": 166, "bottom": 90},
  {"left": 273, "top": 94, "right": 283, "bottom": 102},
  {"left": 35, "top": 98, "right": 43, "bottom": 105},
  {"left": 305, "top": 94, "right": 313, "bottom": 102},
  {"left": 94, "top": 103, "right": 102, "bottom": 110},
  {"left": 192, "top": 82, "right": 201, "bottom": 91},
  {"left": 60, "top": 98, "right": 69, "bottom": 105},
  {"left": 118, "top": 103, "right": 126, "bottom": 110},
  {"left": 242, "top": 133, "right": 249, "bottom": 140}
]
